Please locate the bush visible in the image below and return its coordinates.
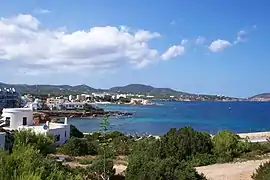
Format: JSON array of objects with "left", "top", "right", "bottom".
[
  {"left": 59, "top": 137, "right": 98, "bottom": 156},
  {"left": 70, "top": 125, "right": 84, "bottom": 138},
  {"left": 0, "top": 146, "right": 84, "bottom": 180},
  {"left": 126, "top": 156, "right": 206, "bottom": 180},
  {"left": 189, "top": 153, "right": 217, "bottom": 167},
  {"left": 13, "top": 129, "right": 56, "bottom": 155},
  {"left": 77, "top": 158, "right": 94, "bottom": 165},
  {"left": 87, "top": 158, "right": 115, "bottom": 179},
  {"left": 213, "top": 130, "right": 249, "bottom": 163},
  {"left": 160, "top": 127, "right": 213, "bottom": 160},
  {"left": 252, "top": 161, "right": 270, "bottom": 180}
]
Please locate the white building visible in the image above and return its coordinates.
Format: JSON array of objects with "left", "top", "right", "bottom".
[
  {"left": 62, "top": 102, "right": 85, "bottom": 109},
  {"left": 0, "top": 108, "right": 70, "bottom": 145},
  {"left": 68, "top": 95, "right": 74, "bottom": 101}
]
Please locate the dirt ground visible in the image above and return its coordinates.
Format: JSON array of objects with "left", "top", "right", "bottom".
[{"left": 196, "top": 159, "right": 270, "bottom": 180}]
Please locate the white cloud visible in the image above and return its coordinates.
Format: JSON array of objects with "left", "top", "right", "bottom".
[
  {"left": 0, "top": 14, "right": 165, "bottom": 73},
  {"left": 181, "top": 39, "right": 188, "bottom": 45},
  {"left": 33, "top": 8, "right": 51, "bottom": 14},
  {"left": 195, "top": 36, "right": 206, "bottom": 45},
  {"left": 1, "top": 14, "right": 40, "bottom": 30},
  {"left": 208, "top": 39, "right": 231, "bottom": 52},
  {"left": 234, "top": 26, "right": 257, "bottom": 44},
  {"left": 161, "top": 45, "right": 185, "bottom": 60},
  {"left": 234, "top": 30, "right": 247, "bottom": 44}
]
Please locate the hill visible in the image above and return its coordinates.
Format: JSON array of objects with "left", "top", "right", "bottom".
[
  {"left": 0, "top": 82, "right": 97, "bottom": 94},
  {"left": 109, "top": 84, "right": 190, "bottom": 96},
  {"left": 0, "top": 82, "right": 238, "bottom": 100},
  {"left": 0, "top": 82, "right": 191, "bottom": 96},
  {"left": 249, "top": 93, "right": 270, "bottom": 100}
]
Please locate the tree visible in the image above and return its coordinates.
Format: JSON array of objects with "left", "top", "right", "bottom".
[
  {"left": 0, "top": 145, "right": 84, "bottom": 180},
  {"left": 212, "top": 130, "right": 249, "bottom": 162},
  {"left": 59, "top": 137, "right": 98, "bottom": 156},
  {"left": 87, "top": 158, "right": 115, "bottom": 180},
  {"left": 252, "top": 161, "right": 270, "bottom": 180},
  {"left": 98, "top": 115, "right": 112, "bottom": 180},
  {"left": 126, "top": 156, "right": 207, "bottom": 180},
  {"left": 70, "top": 124, "right": 84, "bottom": 138},
  {"left": 13, "top": 129, "right": 56, "bottom": 155},
  {"left": 160, "top": 127, "right": 213, "bottom": 160}
]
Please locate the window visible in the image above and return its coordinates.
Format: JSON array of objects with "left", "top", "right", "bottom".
[
  {"left": 54, "top": 134, "right": 60, "bottom": 142},
  {"left": 5, "top": 117, "right": 10, "bottom": 126},
  {"left": 23, "top": 117, "right": 27, "bottom": 125}
]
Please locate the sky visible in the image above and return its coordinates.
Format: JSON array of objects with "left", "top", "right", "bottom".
[{"left": 0, "top": 0, "right": 269, "bottom": 97}]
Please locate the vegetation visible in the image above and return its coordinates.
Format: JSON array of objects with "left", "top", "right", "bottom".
[
  {"left": 212, "top": 130, "right": 250, "bottom": 162},
  {"left": 13, "top": 129, "right": 56, "bottom": 155},
  {"left": 252, "top": 161, "right": 270, "bottom": 180},
  {"left": 70, "top": 124, "right": 84, "bottom": 138},
  {"left": 3, "top": 120, "right": 270, "bottom": 179},
  {"left": 59, "top": 137, "right": 98, "bottom": 156}
]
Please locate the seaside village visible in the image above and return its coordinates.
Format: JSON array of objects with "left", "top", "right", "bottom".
[
  {"left": 0, "top": 87, "right": 155, "bottom": 149},
  {"left": 0, "top": 88, "right": 72, "bottom": 149}
]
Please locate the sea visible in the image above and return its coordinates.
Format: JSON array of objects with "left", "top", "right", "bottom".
[{"left": 68, "top": 101, "right": 270, "bottom": 135}]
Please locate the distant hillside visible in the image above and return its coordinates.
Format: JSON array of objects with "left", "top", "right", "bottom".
[
  {"left": 109, "top": 84, "right": 191, "bottom": 96},
  {"left": 0, "top": 82, "right": 97, "bottom": 94},
  {"left": 249, "top": 93, "right": 270, "bottom": 100},
  {"left": 0, "top": 82, "right": 191, "bottom": 96}
]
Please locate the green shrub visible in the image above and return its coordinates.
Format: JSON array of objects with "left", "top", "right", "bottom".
[
  {"left": 189, "top": 153, "right": 217, "bottom": 167},
  {"left": 252, "top": 161, "right": 270, "bottom": 180},
  {"left": 86, "top": 158, "right": 115, "bottom": 179},
  {"left": 59, "top": 137, "right": 98, "bottom": 156},
  {"left": 126, "top": 156, "right": 207, "bottom": 180},
  {"left": 77, "top": 158, "right": 94, "bottom": 165},
  {"left": 13, "top": 129, "right": 56, "bottom": 155},
  {"left": 160, "top": 127, "right": 213, "bottom": 161},
  {"left": 213, "top": 130, "right": 249, "bottom": 162},
  {"left": 70, "top": 125, "right": 84, "bottom": 138}
]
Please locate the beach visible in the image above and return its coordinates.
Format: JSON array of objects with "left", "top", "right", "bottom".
[{"left": 196, "top": 159, "right": 270, "bottom": 180}]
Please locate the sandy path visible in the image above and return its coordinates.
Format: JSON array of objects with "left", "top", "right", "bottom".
[{"left": 196, "top": 159, "right": 270, "bottom": 180}]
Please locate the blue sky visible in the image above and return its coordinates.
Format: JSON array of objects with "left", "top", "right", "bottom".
[{"left": 0, "top": 0, "right": 269, "bottom": 97}]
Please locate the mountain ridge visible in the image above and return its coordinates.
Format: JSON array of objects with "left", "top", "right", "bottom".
[
  {"left": 0, "top": 82, "right": 240, "bottom": 98},
  {"left": 0, "top": 82, "right": 192, "bottom": 96}
]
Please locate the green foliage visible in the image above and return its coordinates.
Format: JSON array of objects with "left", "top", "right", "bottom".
[
  {"left": 86, "top": 158, "right": 116, "bottom": 179},
  {"left": 252, "top": 161, "right": 270, "bottom": 180},
  {"left": 126, "top": 127, "right": 211, "bottom": 179},
  {"left": 189, "top": 153, "right": 217, "bottom": 167},
  {"left": 13, "top": 129, "right": 56, "bottom": 155},
  {"left": 0, "top": 146, "right": 84, "bottom": 180},
  {"left": 70, "top": 124, "right": 84, "bottom": 138},
  {"left": 160, "top": 127, "right": 213, "bottom": 160},
  {"left": 126, "top": 156, "right": 206, "bottom": 180},
  {"left": 213, "top": 130, "right": 249, "bottom": 162},
  {"left": 59, "top": 137, "right": 98, "bottom": 156},
  {"left": 77, "top": 158, "right": 94, "bottom": 165}
]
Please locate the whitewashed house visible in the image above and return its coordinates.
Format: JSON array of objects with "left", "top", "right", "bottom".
[{"left": 0, "top": 108, "right": 70, "bottom": 145}]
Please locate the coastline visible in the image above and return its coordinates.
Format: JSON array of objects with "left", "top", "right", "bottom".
[{"left": 83, "top": 131, "right": 270, "bottom": 142}]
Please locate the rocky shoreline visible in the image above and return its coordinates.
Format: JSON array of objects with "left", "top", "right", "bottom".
[{"left": 36, "top": 110, "right": 133, "bottom": 120}]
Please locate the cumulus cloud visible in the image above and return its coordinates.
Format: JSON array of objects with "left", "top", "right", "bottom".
[
  {"left": 161, "top": 45, "right": 185, "bottom": 60},
  {"left": 208, "top": 39, "right": 231, "bottom": 52},
  {"left": 0, "top": 14, "right": 169, "bottom": 73},
  {"left": 195, "top": 36, "right": 206, "bottom": 45}
]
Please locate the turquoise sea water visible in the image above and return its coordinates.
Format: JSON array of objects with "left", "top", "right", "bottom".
[{"left": 68, "top": 101, "right": 270, "bottom": 135}]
